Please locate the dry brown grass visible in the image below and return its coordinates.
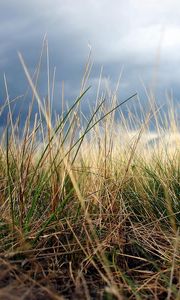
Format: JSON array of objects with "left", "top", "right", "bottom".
[{"left": 0, "top": 45, "right": 180, "bottom": 299}]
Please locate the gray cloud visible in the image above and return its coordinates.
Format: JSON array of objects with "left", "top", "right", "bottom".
[{"left": 0, "top": 0, "right": 180, "bottom": 127}]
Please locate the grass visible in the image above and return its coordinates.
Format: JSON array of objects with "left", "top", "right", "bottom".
[{"left": 0, "top": 43, "right": 180, "bottom": 299}]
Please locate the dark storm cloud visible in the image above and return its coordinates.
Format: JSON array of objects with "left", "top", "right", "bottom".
[{"left": 0, "top": 0, "right": 180, "bottom": 127}]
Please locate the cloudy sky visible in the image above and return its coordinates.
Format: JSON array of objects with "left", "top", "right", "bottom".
[{"left": 0, "top": 0, "right": 180, "bottom": 125}]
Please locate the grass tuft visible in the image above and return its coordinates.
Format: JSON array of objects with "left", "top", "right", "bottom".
[{"left": 0, "top": 48, "right": 180, "bottom": 299}]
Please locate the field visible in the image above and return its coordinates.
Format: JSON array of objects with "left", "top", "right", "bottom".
[{"left": 0, "top": 51, "right": 180, "bottom": 299}]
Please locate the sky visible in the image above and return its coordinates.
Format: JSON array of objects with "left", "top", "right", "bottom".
[{"left": 0, "top": 0, "right": 180, "bottom": 126}]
